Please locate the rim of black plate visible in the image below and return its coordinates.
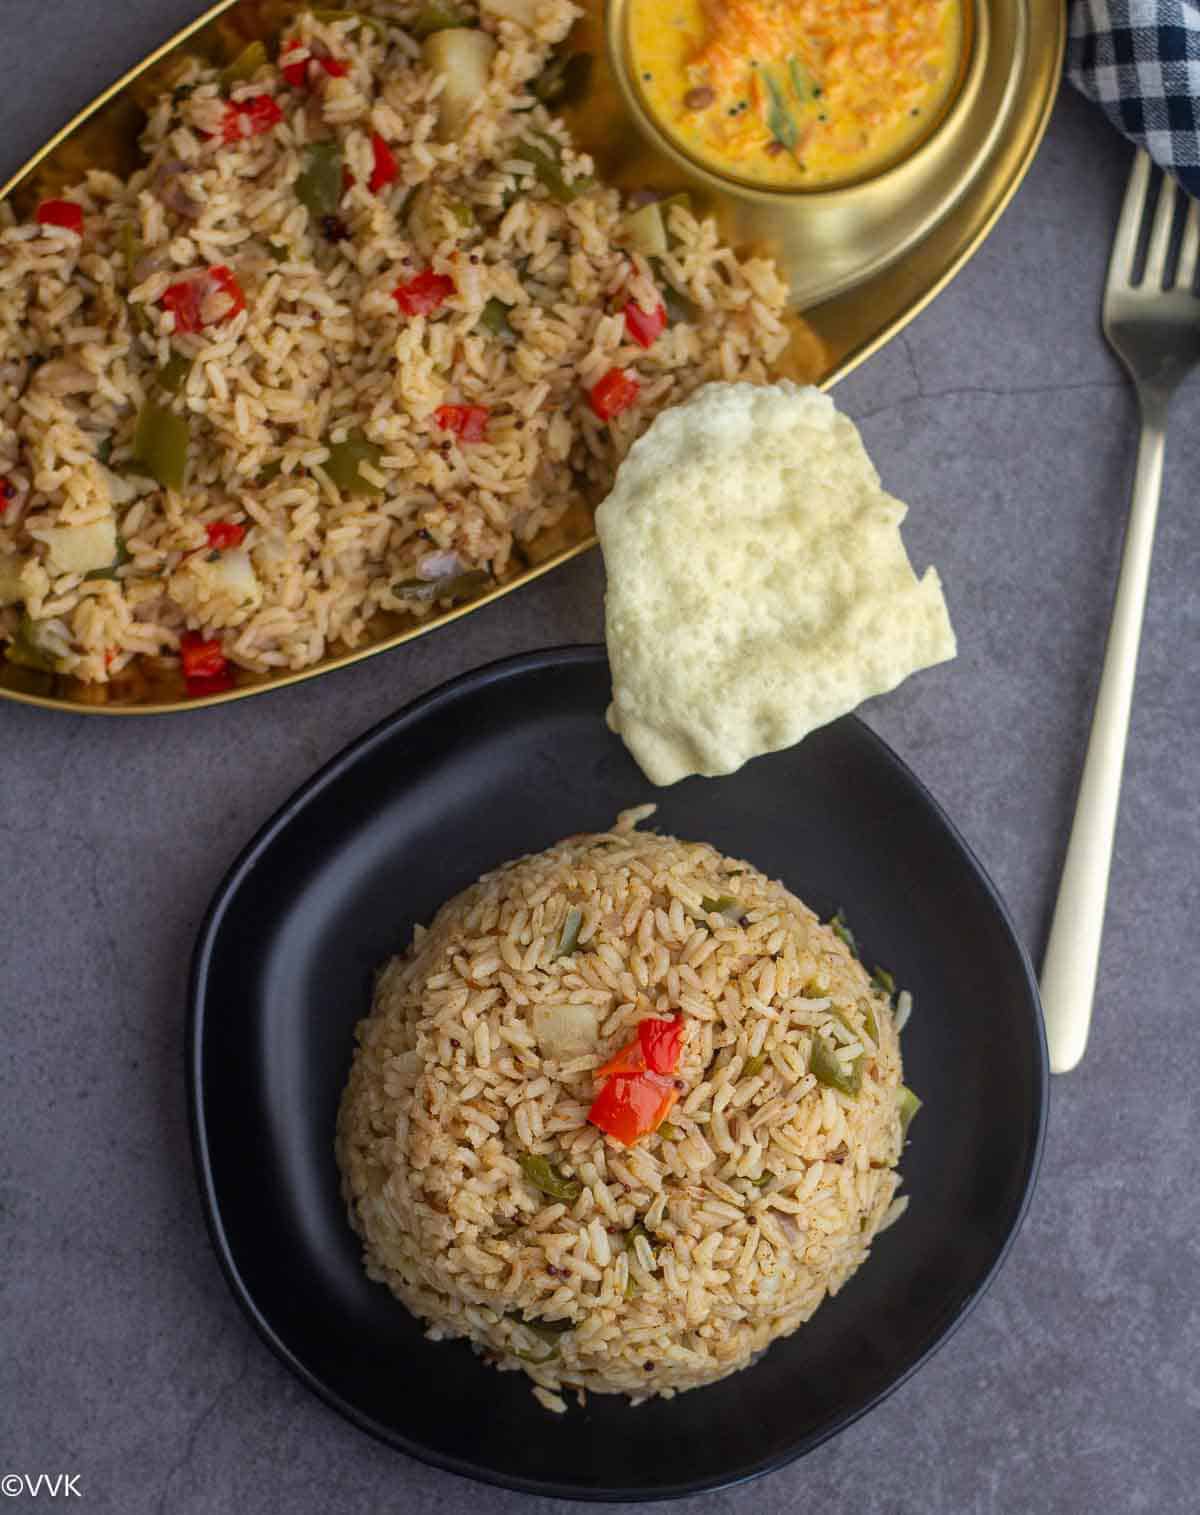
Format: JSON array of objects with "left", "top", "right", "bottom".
[{"left": 186, "top": 643, "right": 1050, "bottom": 1502}]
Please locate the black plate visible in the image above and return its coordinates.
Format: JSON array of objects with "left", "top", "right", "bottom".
[{"left": 189, "top": 646, "right": 1047, "bottom": 1501}]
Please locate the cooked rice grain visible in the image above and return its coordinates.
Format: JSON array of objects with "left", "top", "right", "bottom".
[
  {"left": 0, "top": 3, "right": 789, "bottom": 686},
  {"left": 336, "top": 811, "right": 908, "bottom": 1405}
]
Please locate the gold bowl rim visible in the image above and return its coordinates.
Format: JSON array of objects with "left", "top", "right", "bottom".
[{"left": 0, "top": 0, "right": 1065, "bottom": 717}]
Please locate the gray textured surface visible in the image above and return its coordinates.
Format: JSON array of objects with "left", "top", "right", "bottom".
[{"left": 2, "top": 6, "right": 1199, "bottom": 1511}]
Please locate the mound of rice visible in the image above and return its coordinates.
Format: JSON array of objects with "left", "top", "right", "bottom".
[
  {"left": 0, "top": 2, "right": 790, "bottom": 689},
  {"left": 336, "top": 808, "right": 910, "bottom": 1411}
]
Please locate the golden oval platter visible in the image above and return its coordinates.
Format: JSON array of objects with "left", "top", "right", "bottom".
[{"left": 0, "top": 0, "right": 1063, "bottom": 715}]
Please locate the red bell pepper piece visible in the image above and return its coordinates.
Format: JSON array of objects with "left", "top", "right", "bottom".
[
  {"left": 369, "top": 132, "right": 398, "bottom": 194},
  {"left": 281, "top": 44, "right": 308, "bottom": 89},
  {"left": 596, "top": 1016, "right": 684, "bottom": 1079},
  {"left": 596, "top": 1037, "right": 646, "bottom": 1079},
  {"left": 205, "top": 521, "right": 246, "bottom": 550},
  {"left": 221, "top": 94, "right": 283, "bottom": 144},
  {"left": 0, "top": 478, "right": 15, "bottom": 514},
  {"left": 392, "top": 269, "right": 455, "bottom": 316},
  {"left": 461, "top": 407, "right": 488, "bottom": 442},
  {"left": 623, "top": 300, "right": 667, "bottom": 350},
  {"left": 160, "top": 267, "right": 245, "bottom": 333},
  {"left": 184, "top": 668, "right": 236, "bottom": 697},
  {"left": 207, "top": 265, "right": 246, "bottom": 321},
  {"left": 179, "top": 631, "right": 228, "bottom": 682},
  {"left": 343, "top": 167, "right": 357, "bottom": 193},
  {"left": 588, "top": 1071, "right": 678, "bottom": 1147},
  {"left": 588, "top": 367, "right": 640, "bottom": 421},
  {"left": 434, "top": 404, "right": 490, "bottom": 442},
  {"left": 160, "top": 279, "right": 204, "bottom": 335},
  {"left": 36, "top": 199, "right": 84, "bottom": 235},
  {"left": 281, "top": 46, "right": 347, "bottom": 88},
  {"left": 638, "top": 1015, "right": 685, "bottom": 1073}
]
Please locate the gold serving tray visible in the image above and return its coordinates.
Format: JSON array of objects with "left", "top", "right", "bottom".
[{"left": 0, "top": 0, "right": 1063, "bottom": 715}]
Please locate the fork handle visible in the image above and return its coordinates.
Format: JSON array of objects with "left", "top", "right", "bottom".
[{"left": 1040, "top": 390, "right": 1166, "bottom": 1073}]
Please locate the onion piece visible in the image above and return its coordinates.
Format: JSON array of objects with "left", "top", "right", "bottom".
[
  {"left": 423, "top": 28, "right": 496, "bottom": 142},
  {"left": 154, "top": 160, "right": 203, "bottom": 219},
  {"left": 30, "top": 516, "right": 118, "bottom": 575},
  {"left": 417, "top": 549, "right": 462, "bottom": 580},
  {"left": 532, "top": 1001, "right": 600, "bottom": 1061}
]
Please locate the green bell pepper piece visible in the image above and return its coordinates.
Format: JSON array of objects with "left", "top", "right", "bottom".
[
  {"left": 518, "top": 1153, "right": 581, "bottom": 1203},
  {"left": 133, "top": 402, "right": 189, "bottom": 490}
]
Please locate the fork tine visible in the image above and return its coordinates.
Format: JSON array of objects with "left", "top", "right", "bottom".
[
  {"left": 1108, "top": 150, "right": 1153, "bottom": 287},
  {"left": 1176, "top": 192, "right": 1200, "bottom": 291},
  {"left": 1144, "top": 172, "right": 1180, "bottom": 290}
]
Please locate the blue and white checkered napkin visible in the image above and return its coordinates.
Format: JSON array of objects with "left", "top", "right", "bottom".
[{"left": 1068, "top": 0, "right": 1200, "bottom": 197}]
